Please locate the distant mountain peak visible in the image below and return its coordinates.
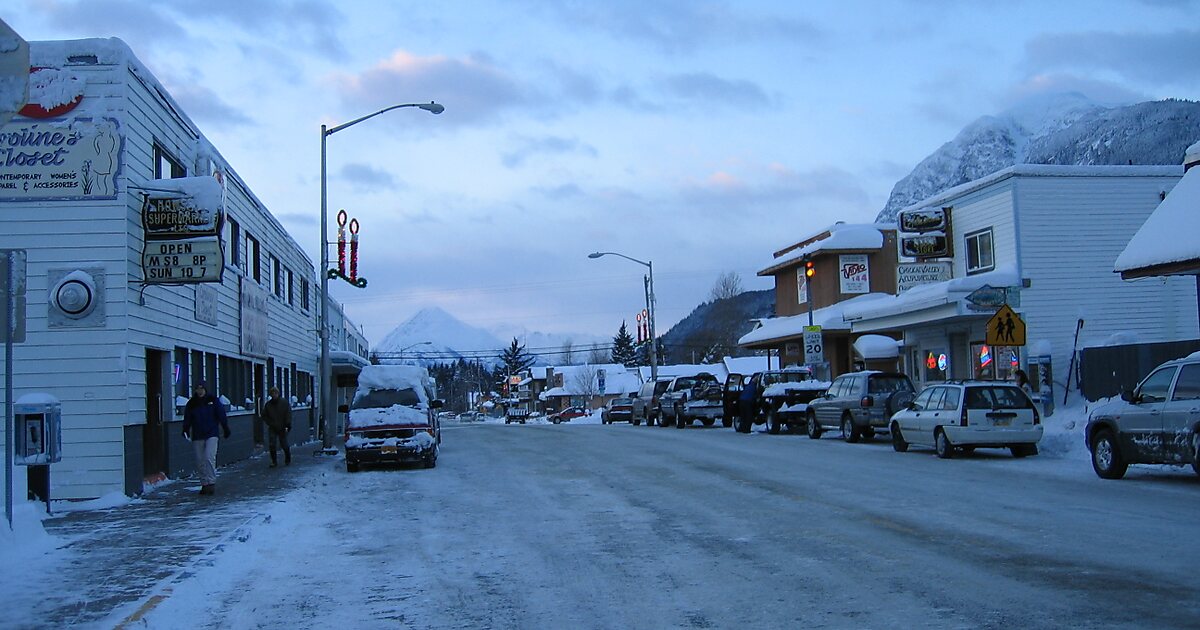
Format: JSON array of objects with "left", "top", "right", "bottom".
[{"left": 876, "top": 96, "right": 1200, "bottom": 222}]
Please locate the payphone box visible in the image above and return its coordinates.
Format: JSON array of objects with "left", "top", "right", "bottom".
[{"left": 14, "top": 394, "right": 62, "bottom": 465}]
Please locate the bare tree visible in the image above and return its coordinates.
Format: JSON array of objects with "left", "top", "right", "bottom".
[
  {"left": 560, "top": 339, "right": 575, "bottom": 365},
  {"left": 709, "top": 270, "right": 743, "bottom": 302},
  {"left": 571, "top": 364, "right": 600, "bottom": 407},
  {"left": 588, "top": 346, "right": 609, "bottom": 364}
]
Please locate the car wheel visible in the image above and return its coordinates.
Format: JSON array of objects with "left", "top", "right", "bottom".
[
  {"left": 841, "top": 414, "right": 860, "bottom": 443},
  {"left": 1193, "top": 432, "right": 1200, "bottom": 477},
  {"left": 675, "top": 404, "right": 686, "bottom": 428},
  {"left": 935, "top": 429, "right": 954, "bottom": 459},
  {"left": 806, "top": 411, "right": 822, "bottom": 439},
  {"left": 722, "top": 416, "right": 733, "bottom": 428},
  {"left": 735, "top": 414, "right": 751, "bottom": 433},
  {"left": 862, "top": 428, "right": 875, "bottom": 442},
  {"left": 1009, "top": 444, "right": 1036, "bottom": 458},
  {"left": 767, "top": 409, "right": 781, "bottom": 435},
  {"left": 891, "top": 423, "right": 908, "bottom": 452},
  {"left": 1091, "top": 429, "right": 1128, "bottom": 479}
]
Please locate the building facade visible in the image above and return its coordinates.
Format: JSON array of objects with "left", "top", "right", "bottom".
[{"left": 0, "top": 39, "right": 361, "bottom": 500}]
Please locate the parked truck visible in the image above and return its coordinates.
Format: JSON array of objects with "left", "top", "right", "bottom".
[
  {"left": 727, "top": 367, "right": 830, "bottom": 434},
  {"left": 661, "top": 372, "right": 722, "bottom": 428}
]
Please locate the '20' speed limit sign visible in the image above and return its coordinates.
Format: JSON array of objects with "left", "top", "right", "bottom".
[{"left": 803, "top": 327, "right": 824, "bottom": 363}]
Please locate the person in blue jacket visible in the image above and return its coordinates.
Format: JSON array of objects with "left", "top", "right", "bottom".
[{"left": 182, "top": 382, "right": 231, "bottom": 496}]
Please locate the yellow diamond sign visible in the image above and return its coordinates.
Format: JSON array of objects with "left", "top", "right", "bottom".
[{"left": 986, "top": 304, "right": 1026, "bottom": 346}]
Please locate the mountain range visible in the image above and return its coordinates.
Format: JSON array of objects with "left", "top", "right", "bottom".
[{"left": 876, "top": 95, "right": 1200, "bottom": 222}]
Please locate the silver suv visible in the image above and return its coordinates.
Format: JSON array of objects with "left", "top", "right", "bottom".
[
  {"left": 1086, "top": 355, "right": 1200, "bottom": 479},
  {"left": 806, "top": 371, "right": 915, "bottom": 442}
]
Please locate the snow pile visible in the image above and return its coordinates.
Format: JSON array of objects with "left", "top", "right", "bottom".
[
  {"left": 854, "top": 334, "right": 900, "bottom": 359},
  {"left": 347, "top": 404, "right": 430, "bottom": 429},
  {"left": 25, "top": 66, "right": 83, "bottom": 110},
  {"left": 762, "top": 381, "right": 830, "bottom": 396},
  {"left": 356, "top": 364, "right": 430, "bottom": 401},
  {"left": 0, "top": 501, "right": 60, "bottom": 563},
  {"left": 51, "top": 491, "right": 139, "bottom": 513}
]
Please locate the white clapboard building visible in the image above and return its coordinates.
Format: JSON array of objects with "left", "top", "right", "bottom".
[{"left": 0, "top": 38, "right": 360, "bottom": 500}]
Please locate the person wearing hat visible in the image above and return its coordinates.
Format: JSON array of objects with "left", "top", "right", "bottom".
[
  {"left": 182, "top": 381, "right": 230, "bottom": 495},
  {"left": 261, "top": 386, "right": 292, "bottom": 467}
]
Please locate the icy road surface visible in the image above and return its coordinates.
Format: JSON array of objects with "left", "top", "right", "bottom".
[{"left": 138, "top": 422, "right": 1200, "bottom": 629}]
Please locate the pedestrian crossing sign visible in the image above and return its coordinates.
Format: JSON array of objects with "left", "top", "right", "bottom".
[{"left": 985, "top": 304, "right": 1025, "bottom": 346}]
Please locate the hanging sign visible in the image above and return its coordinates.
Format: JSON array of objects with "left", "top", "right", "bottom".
[{"left": 839, "top": 254, "right": 870, "bottom": 294}]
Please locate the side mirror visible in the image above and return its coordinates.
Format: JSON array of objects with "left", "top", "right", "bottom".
[
  {"left": 906, "top": 401, "right": 918, "bottom": 410},
  {"left": 1120, "top": 389, "right": 1137, "bottom": 403},
  {"left": 337, "top": 404, "right": 349, "bottom": 414},
  {"left": 430, "top": 399, "right": 445, "bottom": 409}
]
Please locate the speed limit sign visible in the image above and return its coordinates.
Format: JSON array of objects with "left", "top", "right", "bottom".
[{"left": 803, "top": 325, "right": 823, "bottom": 363}]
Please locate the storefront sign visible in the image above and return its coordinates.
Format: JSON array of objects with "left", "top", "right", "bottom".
[
  {"left": 897, "top": 261, "right": 951, "bottom": 293},
  {"left": 900, "top": 233, "right": 950, "bottom": 259},
  {"left": 898, "top": 206, "right": 950, "bottom": 233},
  {"left": 0, "top": 118, "right": 122, "bottom": 201},
  {"left": 143, "top": 238, "right": 223, "bottom": 283},
  {"left": 194, "top": 283, "right": 217, "bottom": 326},
  {"left": 240, "top": 277, "right": 269, "bottom": 358},
  {"left": 796, "top": 268, "right": 808, "bottom": 304},
  {"left": 839, "top": 254, "right": 870, "bottom": 294}
]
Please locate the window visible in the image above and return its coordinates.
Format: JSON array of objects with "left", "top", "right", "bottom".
[
  {"left": 228, "top": 218, "right": 241, "bottom": 269},
  {"left": 301, "top": 277, "right": 310, "bottom": 311},
  {"left": 965, "top": 228, "right": 994, "bottom": 275},
  {"left": 911, "top": 388, "right": 936, "bottom": 411},
  {"left": 1139, "top": 367, "right": 1178, "bottom": 403},
  {"left": 153, "top": 143, "right": 187, "bottom": 179},
  {"left": 174, "top": 347, "right": 190, "bottom": 403},
  {"left": 247, "top": 235, "right": 261, "bottom": 282},
  {"left": 273, "top": 256, "right": 284, "bottom": 298},
  {"left": 1171, "top": 364, "right": 1200, "bottom": 401},
  {"left": 287, "top": 269, "right": 294, "bottom": 306}
]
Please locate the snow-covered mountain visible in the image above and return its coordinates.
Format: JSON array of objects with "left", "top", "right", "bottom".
[
  {"left": 375, "top": 307, "right": 504, "bottom": 365},
  {"left": 374, "top": 307, "right": 607, "bottom": 366},
  {"left": 876, "top": 95, "right": 1200, "bottom": 222}
]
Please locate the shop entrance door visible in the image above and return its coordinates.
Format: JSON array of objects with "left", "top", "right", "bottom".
[{"left": 143, "top": 350, "right": 168, "bottom": 481}]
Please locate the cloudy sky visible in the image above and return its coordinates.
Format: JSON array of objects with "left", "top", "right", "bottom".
[{"left": 8, "top": 1, "right": 1200, "bottom": 346}]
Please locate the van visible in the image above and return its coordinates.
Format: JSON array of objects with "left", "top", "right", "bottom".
[{"left": 345, "top": 364, "right": 444, "bottom": 472}]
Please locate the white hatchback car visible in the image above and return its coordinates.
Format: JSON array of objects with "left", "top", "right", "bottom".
[{"left": 889, "top": 381, "right": 1042, "bottom": 458}]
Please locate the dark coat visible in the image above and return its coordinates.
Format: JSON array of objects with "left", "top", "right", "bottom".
[
  {"left": 183, "top": 394, "right": 229, "bottom": 440},
  {"left": 262, "top": 397, "right": 292, "bottom": 432}
]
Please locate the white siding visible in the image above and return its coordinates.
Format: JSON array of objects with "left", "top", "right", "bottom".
[
  {"left": 946, "top": 181, "right": 1017, "bottom": 278},
  {"left": 1015, "top": 174, "right": 1196, "bottom": 385}
]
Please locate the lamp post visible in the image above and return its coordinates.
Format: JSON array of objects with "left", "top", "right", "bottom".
[
  {"left": 588, "top": 251, "right": 657, "bottom": 382},
  {"left": 398, "top": 340, "right": 433, "bottom": 360},
  {"left": 318, "top": 102, "right": 443, "bottom": 455}
]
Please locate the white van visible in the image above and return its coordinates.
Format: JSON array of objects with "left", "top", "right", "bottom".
[{"left": 344, "top": 365, "right": 443, "bottom": 472}]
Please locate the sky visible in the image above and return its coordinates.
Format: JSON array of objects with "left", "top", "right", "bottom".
[{"left": 6, "top": 0, "right": 1200, "bottom": 346}]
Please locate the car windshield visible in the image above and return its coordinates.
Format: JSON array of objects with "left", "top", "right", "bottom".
[
  {"left": 965, "top": 386, "right": 1034, "bottom": 410},
  {"left": 352, "top": 387, "right": 422, "bottom": 410},
  {"left": 867, "top": 375, "right": 913, "bottom": 394}
]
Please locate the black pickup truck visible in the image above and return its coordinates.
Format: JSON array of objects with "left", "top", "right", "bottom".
[{"left": 725, "top": 367, "right": 830, "bottom": 434}]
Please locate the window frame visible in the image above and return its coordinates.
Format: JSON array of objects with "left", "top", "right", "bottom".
[
  {"left": 964, "top": 227, "right": 995, "bottom": 275},
  {"left": 153, "top": 143, "right": 187, "bottom": 179}
]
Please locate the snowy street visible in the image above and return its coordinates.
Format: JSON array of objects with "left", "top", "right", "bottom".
[{"left": 62, "top": 420, "right": 1194, "bottom": 629}]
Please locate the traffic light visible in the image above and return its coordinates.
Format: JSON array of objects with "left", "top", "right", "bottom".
[{"left": 805, "top": 258, "right": 815, "bottom": 278}]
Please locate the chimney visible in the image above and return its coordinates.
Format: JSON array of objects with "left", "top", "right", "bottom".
[{"left": 1186, "top": 140, "right": 1200, "bottom": 172}]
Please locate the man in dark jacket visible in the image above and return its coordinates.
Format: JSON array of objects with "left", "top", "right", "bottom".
[
  {"left": 182, "top": 382, "right": 230, "bottom": 495},
  {"left": 262, "top": 386, "right": 292, "bottom": 467}
]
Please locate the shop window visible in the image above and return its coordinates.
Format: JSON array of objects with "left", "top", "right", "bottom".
[
  {"left": 923, "top": 349, "right": 949, "bottom": 382},
  {"left": 965, "top": 228, "right": 994, "bottom": 275},
  {"left": 153, "top": 143, "right": 187, "bottom": 179},
  {"left": 970, "top": 342, "right": 1019, "bottom": 381}
]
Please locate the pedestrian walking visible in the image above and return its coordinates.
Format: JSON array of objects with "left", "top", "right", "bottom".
[
  {"left": 1013, "top": 369, "right": 1034, "bottom": 396},
  {"left": 182, "top": 382, "right": 231, "bottom": 496},
  {"left": 262, "top": 386, "right": 292, "bottom": 467}
]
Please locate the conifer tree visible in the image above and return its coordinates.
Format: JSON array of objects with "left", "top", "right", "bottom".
[
  {"left": 611, "top": 321, "right": 639, "bottom": 366},
  {"left": 500, "top": 337, "right": 535, "bottom": 376}
]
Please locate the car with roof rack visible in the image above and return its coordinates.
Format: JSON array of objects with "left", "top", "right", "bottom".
[{"left": 888, "top": 380, "right": 1042, "bottom": 458}]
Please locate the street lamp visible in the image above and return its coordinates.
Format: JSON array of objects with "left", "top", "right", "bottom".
[
  {"left": 318, "top": 102, "right": 443, "bottom": 455},
  {"left": 588, "top": 251, "right": 657, "bottom": 382},
  {"left": 398, "top": 340, "right": 433, "bottom": 359}
]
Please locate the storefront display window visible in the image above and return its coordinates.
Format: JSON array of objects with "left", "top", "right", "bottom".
[
  {"left": 971, "top": 342, "right": 1018, "bottom": 381},
  {"left": 924, "top": 349, "right": 948, "bottom": 381}
]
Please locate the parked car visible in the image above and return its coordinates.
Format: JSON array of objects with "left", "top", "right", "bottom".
[
  {"left": 679, "top": 375, "right": 725, "bottom": 427},
  {"left": 660, "top": 373, "right": 721, "bottom": 428},
  {"left": 550, "top": 406, "right": 588, "bottom": 424},
  {"left": 1086, "top": 354, "right": 1200, "bottom": 479},
  {"left": 632, "top": 378, "right": 672, "bottom": 426},
  {"left": 504, "top": 406, "right": 528, "bottom": 424},
  {"left": 722, "top": 373, "right": 750, "bottom": 428},
  {"left": 754, "top": 368, "right": 830, "bottom": 434},
  {"left": 806, "top": 371, "right": 916, "bottom": 442},
  {"left": 459, "top": 411, "right": 480, "bottom": 422},
  {"left": 889, "top": 381, "right": 1042, "bottom": 458},
  {"left": 602, "top": 397, "right": 635, "bottom": 424},
  {"left": 344, "top": 364, "right": 444, "bottom": 472}
]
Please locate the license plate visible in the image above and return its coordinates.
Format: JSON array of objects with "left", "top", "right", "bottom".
[
  {"left": 992, "top": 417, "right": 1011, "bottom": 426},
  {"left": 381, "top": 445, "right": 397, "bottom": 455}
]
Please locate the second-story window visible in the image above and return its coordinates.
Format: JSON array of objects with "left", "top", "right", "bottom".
[
  {"left": 301, "top": 277, "right": 310, "bottom": 311},
  {"left": 965, "top": 228, "right": 994, "bottom": 275},
  {"left": 287, "top": 269, "right": 294, "bottom": 306},
  {"left": 153, "top": 143, "right": 187, "bottom": 179},
  {"left": 228, "top": 218, "right": 241, "bottom": 270},
  {"left": 247, "top": 235, "right": 261, "bottom": 282},
  {"left": 273, "top": 256, "right": 284, "bottom": 298}
]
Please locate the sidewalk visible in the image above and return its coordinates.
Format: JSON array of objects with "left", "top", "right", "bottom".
[{"left": 10, "top": 442, "right": 337, "bottom": 630}]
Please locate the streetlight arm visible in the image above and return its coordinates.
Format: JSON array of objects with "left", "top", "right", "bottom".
[
  {"left": 588, "top": 251, "right": 650, "bottom": 269},
  {"left": 325, "top": 102, "right": 444, "bottom": 137}
]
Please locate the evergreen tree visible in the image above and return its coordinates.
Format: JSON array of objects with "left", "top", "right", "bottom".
[
  {"left": 499, "top": 337, "right": 535, "bottom": 376},
  {"left": 611, "top": 321, "right": 638, "bottom": 366}
]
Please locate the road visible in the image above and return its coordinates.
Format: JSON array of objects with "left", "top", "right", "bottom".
[{"left": 142, "top": 422, "right": 1200, "bottom": 629}]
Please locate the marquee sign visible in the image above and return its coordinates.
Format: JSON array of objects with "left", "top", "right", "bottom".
[
  {"left": 898, "top": 206, "right": 950, "bottom": 233},
  {"left": 140, "top": 176, "right": 225, "bottom": 284},
  {"left": 900, "top": 233, "right": 951, "bottom": 259}
]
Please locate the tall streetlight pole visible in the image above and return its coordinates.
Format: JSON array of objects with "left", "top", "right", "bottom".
[
  {"left": 588, "top": 252, "right": 657, "bottom": 383},
  {"left": 318, "top": 102, "right": 443, "bottom": 455},
  {"left": 398, "top": 340, "right": 433, "bottom": 360}
]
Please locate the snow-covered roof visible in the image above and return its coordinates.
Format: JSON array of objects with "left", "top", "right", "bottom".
[
  {"left": 330, "top": 350, "right": 370, "bottom": 369},
  {"left": 722, "top": 355, "right": 777, "bottom": 375},
  {"left": 761, "top": 223, "right": 889, "bottom": 275},
  {"left": 854, "top": 334, "right": 901, "bottom": 359},
  {"left": 542, "top": 364, "right": 642, "bottom": 397},
  {"left": 738, "top": 293, "right": 892, "bottom": 346},
  {"left": 841, "top": 264, "right": 1020, "bottom": 323},
  {"left": 641, "top": 363, "right": 729, "bottom": 382},
  {"left": 1114, "top": 164, "right": 1200, "bottom": 273}
]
